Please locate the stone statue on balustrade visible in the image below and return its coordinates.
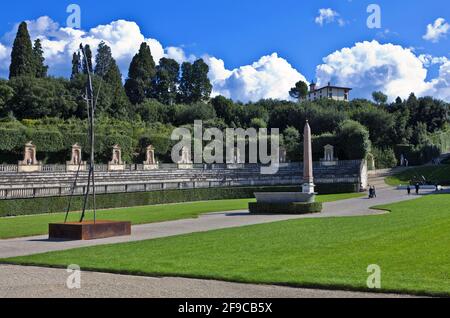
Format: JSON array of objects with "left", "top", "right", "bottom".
[
  {"left": 66, "top": 144, "right": 87, "bottom": 172},
  {"left": 279, "top": 147, "right": 287, "bottom": 164},
  {"left": 143, "top": 145, "right": 159, "bottom": 170},
  {"left": 18, "top": 142, "right": 42, "bottom": 173},
  {"left": 227, "top": 147, "right": 245, "bottom": 169},
  {"left": 177, "top": 146, "right": 193, "bottom": 169},
  {"left": 320, "top": 144, "right": 338, "bottom": 166},
  {"left": 108, "top": 145, "right": 125, "bottom": 171}
]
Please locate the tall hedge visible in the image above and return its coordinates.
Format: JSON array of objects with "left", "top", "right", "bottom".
[
  {"left": 0, "top": 128, "right": 27, "bottom": 151},
  {"left": 27, "top": 129, "right": 64, "bottom": 152},
  {"left": 0, "top": 183, "right": 359, "bottom": 217}
]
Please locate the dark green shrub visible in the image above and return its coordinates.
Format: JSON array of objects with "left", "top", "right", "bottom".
[
  {"left": 27, "top": 129, "right": 64, "bottom": 152},
  {"left": 0, "top": 128, "right": 27, "bottom": 151},
  {"left": 336, "top": 120, "right": 371, "bottom": 160},
  {"left": 249, "top": 202, "right": 323, "bottom": 214},
  {"left": 372, "top": 147, "right": 397, "bottom": 169},
  {"left": 0, "top": 184, "right": 355, "bottom": 217}
]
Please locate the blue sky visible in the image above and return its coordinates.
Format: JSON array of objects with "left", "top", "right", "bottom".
[{"left": 0, "top": 0, "right": 448, "bottom": 101}]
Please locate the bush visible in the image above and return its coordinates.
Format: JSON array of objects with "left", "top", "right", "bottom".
[
  {"left": 249, "top": 202, "right": 323, "bottom": 214},
  {"left": 372, "top": 147, "right": 397, "bottom": 169},
  {"left": 27, "top": 129, "right": 64, "bottom": 152},
  {"left": 336, "top": 120, "right": 371, "bottom": 160},
  {"left": 312, "top": 133, "right": 337, "bottom": 161},
  {"left": 0, "top": 184, "right": 356, "bottom": 217},
  {"left": 394, "top": 143, "right": 441, "bottom": 166},
  {"left": 0, "top": 128, "right": 27, "bottom": 151}
]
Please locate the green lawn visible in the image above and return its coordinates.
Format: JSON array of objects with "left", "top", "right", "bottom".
[
  {"left": 4, "top": 194, "right": 449, "bottom": 296},
  {"left": 0, "top": 193, "right": 361, "bottom": 239},
  {"left": 385, "top": 165, "right": 450, "bottom": 186}
]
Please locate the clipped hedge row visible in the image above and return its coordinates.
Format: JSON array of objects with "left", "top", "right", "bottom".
[
  {"left": 394, "top": 144, "right": 441, "bottom": 166},
  {"left": 0, "top": 183, "right": 358, "bottom": 217},
  {"left": 0, "top": 127, "right": 136, "bottom": 163},
  {"left": 249, "top": 202, "right": 323, "bottom": 214}
]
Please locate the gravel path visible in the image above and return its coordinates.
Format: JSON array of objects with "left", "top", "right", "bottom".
[
  {"left": 0, "top": 188, "right": 431, "bottom": 259},
  {"left": 0, "top": 265, "right": 417, "bottom": 298}
]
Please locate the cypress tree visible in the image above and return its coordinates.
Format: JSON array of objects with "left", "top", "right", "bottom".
[
  {"left": 82, "top": 44, "right": 93, "bottom": 74},
  {"left": 95, "top": 41, "right": 113, "bottom": 78},
  {"left": 104, "top": 59, "right": 130, "bottom": 117},
  {"left": 71, "top": 52, "right": 82, "bottom": 79},
  {"left": 32, "top": 39, "right": 48, "bottom": 78},
  {"left": 124, "top": 42, "right": 156, "bottom": 104},
  {"left": 9, "top": 22, "right": 35, "bottom": 79},
  {"left": 178, "top": 59, "right": 212, "bottom": 104},
  {"left": 152, "top": 57, "right": 180, "bottom": 105}
]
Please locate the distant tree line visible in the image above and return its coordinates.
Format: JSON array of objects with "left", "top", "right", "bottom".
[{"left": 0, "top": 22, "right": 449, "bottom": 167}]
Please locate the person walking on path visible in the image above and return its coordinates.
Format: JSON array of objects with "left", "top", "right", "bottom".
[
  {"left": 415, "top": 183, "right": 420, "bottom": 195},
  {"left": 368, "top": 186, "right": 374, "bottom": 199},
  {"left": 407, "top": 185, "right": 411, "bottom": 195}
]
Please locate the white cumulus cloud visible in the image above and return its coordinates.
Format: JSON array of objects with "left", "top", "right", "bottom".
[
  {"left": 205, "top": 53, "right": 308, "bottom": 103},
  {"left": 423, "top": 18, "right": 449, "bottom": 43},
  {"left": 423, "top": 60, "right": 450, "bottom": 101},
  {"left": 0, "top": 17, "right": 176, "bottom": 79},
  {"left": 1, "top": 17, "right": 448, "bottom": 103},
  {"left": 316, "top": 40, "right": 450, "bottom": 102},
  {"left": 0, "top": 43, "right": 9, "bottom": 72},
  {"left": 316, "top": 40, "right": 430, "bottom": 100},
  {"left": 315, "top": 8, "right": 345, "bottom": 27}
]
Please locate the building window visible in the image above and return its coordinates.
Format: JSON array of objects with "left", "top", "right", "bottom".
[
  {"left": 329, "top": 93, "right": 333, "bottom": 98},
  {"left": 344, "top": 94, "right": 348, "bottom": 100}
]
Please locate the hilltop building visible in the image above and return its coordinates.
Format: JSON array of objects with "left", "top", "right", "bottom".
[{"left": 304, "top": 81, "right": 352, "bottom": 102}]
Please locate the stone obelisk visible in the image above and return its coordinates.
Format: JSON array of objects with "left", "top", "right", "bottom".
[{"left": 302, "top": 121, "right": 315, "bottom": 194}]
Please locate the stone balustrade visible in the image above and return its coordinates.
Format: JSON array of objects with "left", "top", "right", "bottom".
[{"left": 0, "top": 160, "right": 366, "bottom": 200}]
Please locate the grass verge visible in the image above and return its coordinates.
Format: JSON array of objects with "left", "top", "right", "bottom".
[
  {"left": 0, "top": 193, "right": 362, "bottom": 239},
  {"left": 3, "top": 194, "right": 449, "bottom": 296}
]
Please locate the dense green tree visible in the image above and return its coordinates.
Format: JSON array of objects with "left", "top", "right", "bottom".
[
  {"left": 210, "top": 95, "right": 243, "bottom": 127},
  {"left": 104, "top": 59, "right": 130, "bottom": 118},
  {"left": 94, "top": 41, "right": 113, "bottom": 77},
  {"left": 350, "top": 106, "right": 396, "bottom": 147},
  {"left": 249, "top": 117, "right": 267, "bottom": 129},
  {"left": 178, "top": 59, "right": 212, "bottom": 104},
  {"left": 81, "top": 44, "right": 93, "bottom": 74},
  {"left": 0, "top": 80, "right": 14, "bottom": 116},
  {"left": 32, "top": 39, "right": 48, "bottom": 78},
  {"left": 8, "top": 76, "right": 77, "bottom": 119},
  {"left": 9, "top": 22, "right": 35, "bottom": 79},
  {"left": 336, "top": 120, "right": 371, "bottom": 160},
  {"left": 406, "top": 93, "right": 419, "bottom": 121},
  {"left": 410, "top": 122, "right": 430, "bottom": 146},
  {"left": 71, "top": 52, "right": 82, "bottom": 79},
  {"left": 289, "top": 81, "right": 308, "bottom": 101},
  {"left": 282, "top": 126, "right": 300, "bottom": 160},
  {"left": 372, "top": 147, "right": 397, "bottom": 169},
  {"left": 174, "top": 102, "right": 216, "bottom": 126},
  {"left": 392, "top": 104, "right": 413, "bottom": 144},
  {"left": 125, "top": 42, "right": 156, "bottom": 105},
  {"left": 415, "top": 97, "right": 448, "bottom": 133},
  {"left": 372, "top": 91, "right": 388, "bottom": 105},
  {"left": 152, "top": 58, "right": 180, "bottom": 105}
]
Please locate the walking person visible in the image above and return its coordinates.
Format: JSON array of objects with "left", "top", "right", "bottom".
[
  {"left": 415, "top": 183, "right": 420, "bottom": 195},
  {"left": 407, "top": 185, "right": 411, "bottom": 195},
  {"left": 373, "top": 186, "right": 377, "bottom": 198}
]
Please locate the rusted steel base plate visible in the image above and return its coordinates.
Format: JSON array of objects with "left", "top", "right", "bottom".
[{"left": 49, "top": 221, "right": 131, "bottom": 241}]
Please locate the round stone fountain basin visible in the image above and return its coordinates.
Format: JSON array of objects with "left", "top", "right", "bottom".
[{"left": 254, "top": 192, "right": 316, "bottom": 204}]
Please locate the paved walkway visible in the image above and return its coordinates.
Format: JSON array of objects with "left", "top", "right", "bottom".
[
  {"left": 0, "top": 265, "right": 417, "bottom": 298},
  {"left": 0, "top": 187, "right": 432, "bottom": 259}
]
